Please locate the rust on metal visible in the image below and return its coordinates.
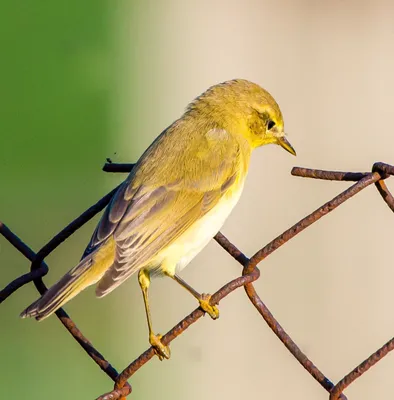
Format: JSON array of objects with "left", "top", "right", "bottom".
[
  {"left": 329, "top": 335, "right": 394, "bottom": 400},
  {"left": 1, "top": 161, "right": 394, "bottom": 399}
]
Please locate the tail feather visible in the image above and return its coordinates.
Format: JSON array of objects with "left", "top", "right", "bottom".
[
  {"left": 20, "top": 257, "right": 94, "bottom": 320},
  {"left": 20, "top": 238, "right": 115, "bottom": 321}
]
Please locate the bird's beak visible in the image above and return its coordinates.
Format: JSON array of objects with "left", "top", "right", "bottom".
[{"left": 277, "top": 136, "right": 296, "bottom": 156}]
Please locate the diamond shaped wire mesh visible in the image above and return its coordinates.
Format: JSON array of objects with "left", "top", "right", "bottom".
[{"left": 1, "top": 161, "right": 394, "bottom": 400}]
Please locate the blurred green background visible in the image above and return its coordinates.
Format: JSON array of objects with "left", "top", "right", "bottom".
[
  {"left": 0, "top": 1, "right": 148, "bottom": 398},
  {"left": 2, "top": 1, "right": 394, "bottom": 399}
]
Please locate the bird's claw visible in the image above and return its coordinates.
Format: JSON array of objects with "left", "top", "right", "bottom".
[
  {"left": 199, "top": 293, "right": 219, "bottom": 320},
  {"left": 149, "top": 333, "right": 170, "bottom": 360}
]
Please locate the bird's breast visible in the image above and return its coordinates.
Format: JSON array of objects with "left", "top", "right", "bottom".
[{"left": 158, "top": 179, "right": 245, "bottom": 275}]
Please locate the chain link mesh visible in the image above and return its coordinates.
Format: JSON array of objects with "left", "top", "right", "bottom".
[{"left": 2, "top": 161, "right": 394, "bottom": 400}]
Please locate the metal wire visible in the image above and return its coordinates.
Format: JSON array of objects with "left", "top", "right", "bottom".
[{"left": 1, "top": 161, "right": 393, "bottom": 400}]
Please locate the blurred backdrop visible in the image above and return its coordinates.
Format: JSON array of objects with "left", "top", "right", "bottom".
[{"left": 1, "top": 0, "right": 394, "bottom": 399}]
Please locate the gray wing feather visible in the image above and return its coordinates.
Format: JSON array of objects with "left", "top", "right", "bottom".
[
  {"left": 88, "top": 128, "right": 241, "bottom": 297},
  {"left": 81, "top": 181, "right": 138, "bottom": 259},
  {"left": 95, "top": 194, "right": 204, "bottom": 296}
]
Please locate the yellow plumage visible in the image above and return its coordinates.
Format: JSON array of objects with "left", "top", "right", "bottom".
[{"left": 21, "top": 79, "right": 295, "bottom": 359}]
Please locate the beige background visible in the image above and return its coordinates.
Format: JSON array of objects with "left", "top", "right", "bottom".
[
  {"left": 112, "top": 1, "right": 394, "bottom": 399},
  {"left": 2, "top": 1, "right": 394, "bottom": 399}
]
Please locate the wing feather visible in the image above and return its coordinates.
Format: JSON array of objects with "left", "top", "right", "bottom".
[{"left": 87, "top": 125, "right": 248, "bottom": 297}]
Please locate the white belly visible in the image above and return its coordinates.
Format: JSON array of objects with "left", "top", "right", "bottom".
[{"left": 158, "top": 183, "right": 244, "bottom": 275}]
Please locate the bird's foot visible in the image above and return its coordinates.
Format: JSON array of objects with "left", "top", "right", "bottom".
[
  {"left": 199, "top": 293, "right": 219, "bottom": 320},
  {"left": 149, "top": 333, "right": 170, "bottom": 360}
]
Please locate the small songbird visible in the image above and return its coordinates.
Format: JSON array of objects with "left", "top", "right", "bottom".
[{"left": 21, "top": 79, "right": 296, "bottom": 359}]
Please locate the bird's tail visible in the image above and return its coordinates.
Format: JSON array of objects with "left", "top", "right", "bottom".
[{"left": 20, "top": 238, "right": 115, "bottom": 321}]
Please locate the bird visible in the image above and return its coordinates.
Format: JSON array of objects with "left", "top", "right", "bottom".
[{"left": 21, "top": 79, "right": 296, "bottom": 359}]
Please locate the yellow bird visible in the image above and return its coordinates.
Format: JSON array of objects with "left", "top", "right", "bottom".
[{"left": 21, "top": 79, "right": 296, "bottom": 359}]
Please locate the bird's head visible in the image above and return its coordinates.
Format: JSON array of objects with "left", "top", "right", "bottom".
[{"left": 188, "top": 79, "right": 296, "bottom": 155}]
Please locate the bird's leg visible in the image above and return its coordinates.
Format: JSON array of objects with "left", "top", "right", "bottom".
[
  {"left": 169, "top": 273, "right": 219, "bottom": 320},
  {"left": 138, "top": 269, "right": 170, "bottom": 360}
]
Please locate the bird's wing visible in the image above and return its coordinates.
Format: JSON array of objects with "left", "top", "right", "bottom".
[{"left": 87, "top": 127, "right": 245, "bottom": 297}]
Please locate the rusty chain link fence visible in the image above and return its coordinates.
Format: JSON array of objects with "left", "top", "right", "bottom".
[{"left": 1, "top": 161, "right": 394, "bottom": 400}]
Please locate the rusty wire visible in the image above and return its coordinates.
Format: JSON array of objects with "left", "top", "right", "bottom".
[{"left": 1, "top": 161, "right": 394, "bottom": 400}]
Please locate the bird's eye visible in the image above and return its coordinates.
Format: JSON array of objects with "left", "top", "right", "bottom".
[{"left": 267, "top": 120, "right": 276, "bottom": 130}]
